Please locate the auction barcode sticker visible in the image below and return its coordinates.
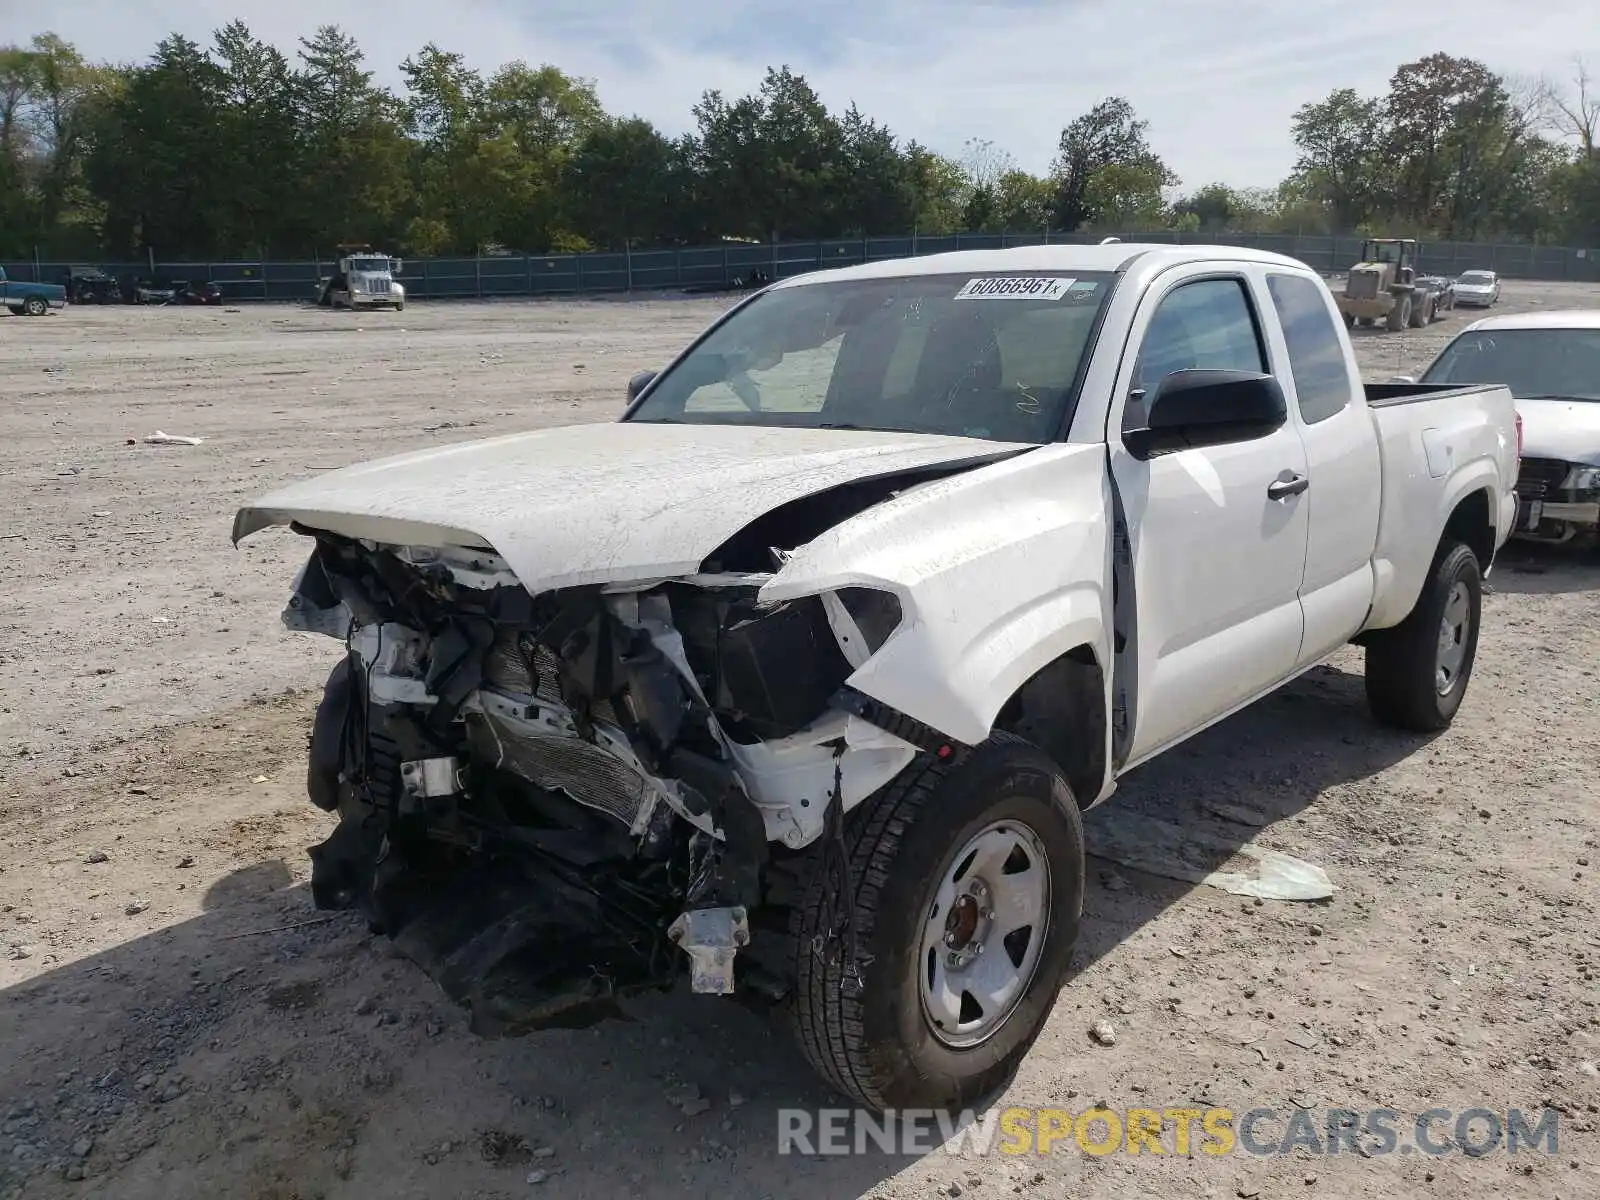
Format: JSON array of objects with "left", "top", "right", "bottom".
[{"left": 954, "top": 276, "right": 1074, "bottom": 301}]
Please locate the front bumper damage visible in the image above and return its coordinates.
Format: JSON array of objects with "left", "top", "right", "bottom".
[{"left": 286, "top": 530, "right": 929, "bottom": 1033}]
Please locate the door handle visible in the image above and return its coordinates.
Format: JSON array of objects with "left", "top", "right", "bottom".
[{"left": 1268, "top": 473, "right": 1310, "bottom": 500}]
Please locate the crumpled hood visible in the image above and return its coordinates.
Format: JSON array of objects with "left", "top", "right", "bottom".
[
  {"left": 233, "top": 421, "right": 1031, "bottom": 592},
  {"left": 1514, "top": 397, "right": 1600, "bottom": 463}
]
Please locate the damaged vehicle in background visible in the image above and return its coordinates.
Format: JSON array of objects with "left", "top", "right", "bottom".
[
  {"left": 235, "top": 244, "right": 1519, "bottom": 1112},
  {"left": 1411, "top": 310, "right": 1600, "bottom": 546}
]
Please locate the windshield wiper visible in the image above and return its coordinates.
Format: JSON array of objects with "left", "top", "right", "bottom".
[
  {"left": 1516, "top": 393, "right": 1600, "bottom": 402},
  {"left": 816, "top": 421, "right": 869, "bottom": 430}
]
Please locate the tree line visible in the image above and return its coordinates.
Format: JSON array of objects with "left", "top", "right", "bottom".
[{"left": 1, "top": 25, "right": 1597, "bottom": 261}]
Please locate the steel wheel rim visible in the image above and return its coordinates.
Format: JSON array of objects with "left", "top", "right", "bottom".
[
  {"left": 1436, "top": 580, "right": 1471, "bottom": 694},
  {"left": 918, "top": 819, "right": 1052, "bottom": 1049}
]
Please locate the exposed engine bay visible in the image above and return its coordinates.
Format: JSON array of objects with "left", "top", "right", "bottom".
[{"left": 285, "top": 502, "right": 951, "bottom": 1034}]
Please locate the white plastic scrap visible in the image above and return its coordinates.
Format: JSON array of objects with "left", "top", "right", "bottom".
[
  {"left": 143, "top": 431, "right": 204, "bottom": 446},
  {"left": 1083, "top": 808, "right": 1334, "bottom": 901}
]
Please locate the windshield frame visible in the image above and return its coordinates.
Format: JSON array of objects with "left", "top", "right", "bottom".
[
  {"left": 619, "top": 267, "right": 1126, "bottom": 444},
  {"left": 1420, "top": 325, "right": 1600, "bottom": 402}
]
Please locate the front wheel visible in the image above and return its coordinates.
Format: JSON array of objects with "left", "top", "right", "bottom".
[
  {"left": 1364, "top": 539, "right": 1482, "bottom": 731},
  {"left": 786, "top": 733, "right": 1084, "bottom": 1112}
]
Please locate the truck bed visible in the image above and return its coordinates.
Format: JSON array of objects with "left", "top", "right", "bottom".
[{"left": 1363, "top": 381, "right": 1494, "bottom": 407}]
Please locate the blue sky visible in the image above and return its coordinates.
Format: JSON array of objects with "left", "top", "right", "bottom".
[{"left": 4, "top": 0, "right": 1591, "bottom": 189}]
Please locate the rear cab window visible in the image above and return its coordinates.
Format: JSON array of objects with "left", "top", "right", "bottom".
[{"left": 1265, "top": 272, "right": 1354, "bottom": 424}]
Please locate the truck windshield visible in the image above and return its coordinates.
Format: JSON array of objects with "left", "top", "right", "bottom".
[
  {"left": 1421, "top": 327, "right": 1600, "bottom": 401},
  {"left": 626, "top": 271, "right": 1115, "bottom": 443},
  {"left": 349, "top": 259, "right": 389, "bottom": 272}
]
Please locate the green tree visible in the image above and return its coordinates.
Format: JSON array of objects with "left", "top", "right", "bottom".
[
  {"left": 213, "top": 21, "right": 300, "bottom": 255},
  {"left": 478, "top": 62, "right": 604, "bottom": 250},
  {"left": 565, "top": 115, "right": 675, "bottom": 248},
  {"left": 1289, "top": 87, "right": 1385, "bottom": 230},
  {"left": 1081, "top": 160, "right": 1170, "bottom": 230},
  {"left": 694, "top": 66, "right": 841, "bottom": 240},
  {"left": 1049, "top": 97, "right": 1175, "bottom": 230},
  {"left": 83, "top": 35, "right": 229, "bottom": 257},
  {"left": 293, "top": 25, "right": 411, "bottom": 250}
]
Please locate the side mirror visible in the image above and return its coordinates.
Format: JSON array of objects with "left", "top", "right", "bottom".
[
  {"left": 626, "top": 370, "right": 657, "bottom": 403},
  {"left": 1125, "top": 369, "right": 1287, "bottom": 458}
]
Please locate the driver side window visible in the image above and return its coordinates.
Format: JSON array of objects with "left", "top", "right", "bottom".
[{"left": 1124, "top": 278, "right": 1267, "bottom": 431}]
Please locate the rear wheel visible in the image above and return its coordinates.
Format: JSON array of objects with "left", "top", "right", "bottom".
[
  {"left": 23, "top": 295, "right": 47, "bottom": 316},
  {"left": 1364, "top": 539, "right": 1482, "bottom": 731},
  {"left": 786, "top": 734, "right": 1084, "bottom": 1112}
]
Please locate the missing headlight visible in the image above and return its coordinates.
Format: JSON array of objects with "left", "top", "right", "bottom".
[{"left": 836, "top": 587, "right": 903, "bottom": 654}]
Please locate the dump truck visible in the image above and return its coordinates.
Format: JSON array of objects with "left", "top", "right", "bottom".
[
  {"left": 1334, "top": 238, "right": 1445, "bottom": 332},
  {"left": 316, "top": 244, "right": 405, "bottom": 311}
]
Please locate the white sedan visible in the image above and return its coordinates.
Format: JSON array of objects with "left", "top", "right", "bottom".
[
  {"left": 1453, "top": 270, "right": 1501, "bottom": 307},
  {"left": 1418, "top": 309, "right": 1600, "bottom": 543}
]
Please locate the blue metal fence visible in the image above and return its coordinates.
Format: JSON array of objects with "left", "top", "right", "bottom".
[{"left": 7, "top": 230, "right": 1597, "bottom": 301}]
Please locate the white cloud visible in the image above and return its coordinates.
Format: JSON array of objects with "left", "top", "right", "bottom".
[{"left": 6, "top": 0, "right": 1592, "bottom": 188}]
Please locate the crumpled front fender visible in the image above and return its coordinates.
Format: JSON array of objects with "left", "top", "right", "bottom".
[{"left": 760, "top": 442, "right": 1114, "bottom": 746}]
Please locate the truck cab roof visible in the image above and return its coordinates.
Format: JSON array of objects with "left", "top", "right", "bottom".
[{"left": 770, "top": 243, "right": 1320, "bottom": 292}]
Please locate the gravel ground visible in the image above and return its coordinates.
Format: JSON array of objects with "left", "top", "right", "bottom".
[{"left": 1, "top": 284, "right": 1598, "bottom": 1200}]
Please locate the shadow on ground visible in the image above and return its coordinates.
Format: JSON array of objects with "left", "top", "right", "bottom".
[
  {"left": 1486, "top": 539, "right": 1600, "bottom": 595},
  {"left": 0, "top": 657, "right": 1476, "bottom": 1199}
]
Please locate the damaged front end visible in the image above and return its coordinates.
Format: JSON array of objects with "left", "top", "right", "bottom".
[{"left": 286, "top": 527, "right": 926, "bottom": 1034}]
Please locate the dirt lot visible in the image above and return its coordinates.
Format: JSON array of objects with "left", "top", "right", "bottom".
[{"left": 2, "top": 284, "right": 1599, "bottom": 1200}]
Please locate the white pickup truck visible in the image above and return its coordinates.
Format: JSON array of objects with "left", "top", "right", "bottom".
[{"left": 234, "top": 243, "right": 1519, "bottom": 1114}]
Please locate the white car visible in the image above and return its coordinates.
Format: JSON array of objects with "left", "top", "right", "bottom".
[
  {"left": 1418, "top": 309, "right": 1600, "bottom": 543},
  {"left": 1453, "top": 269, "right": 1500, "bottom": 307},
  {"left": 235, "top": 244, "right": 1518, "bottom": 1112}
]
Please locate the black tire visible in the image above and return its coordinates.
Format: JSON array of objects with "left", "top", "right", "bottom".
[
  {"left": 23, "top": 295, "right": 47, "bottom": 316},
  {"left": 1364, "top": 539, "right": 1482, "bottom": 732},
  {"left": 1386, "top": 297, "right": 1410, "bottom": 332},
  {"left": 786, "top": 733, "right": 1084, "bottom": 1112}
]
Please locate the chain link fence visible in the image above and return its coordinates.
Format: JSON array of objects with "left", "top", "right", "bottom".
[{"left": 7, "top": 230, "right": 1597, "bottom": 302}]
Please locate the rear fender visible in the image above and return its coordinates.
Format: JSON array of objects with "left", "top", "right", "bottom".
[{"left": 1368, "top": 460, "right": 1502, "bottom": 630}]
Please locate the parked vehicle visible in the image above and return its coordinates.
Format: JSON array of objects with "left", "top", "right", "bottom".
[
  {"left": 234, "top": 244, "right": 1519, "bottom": 1112},
  {"left": 1334, "top": 238, "right": 1446, "bottom": 330},
  {"left": 316, "top": 244, "right": 404, "bottom": 310},
  {"left": 174, "top": 280, "right": 224, "bottom": 306},
  {"left": 1453, "top": 270, "right": 1501, "bottom": 308},
  {"left": 65, "top": 267, "right": 123, "bottom": 305},
  {"left": 0, "top": 266, "right": 68, "bottom": 316},
  {"left": 1417, "top": 275, "right": 1456, "bottom": 312},
  {"left": 132, "top": 278, "right": 179, "bottom": 305},
  {"left": 1411, "top": 310, "right": 1600, "bottom": 544}
]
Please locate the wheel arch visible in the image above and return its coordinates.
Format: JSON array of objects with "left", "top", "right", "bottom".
[
  {"left": 1443, "top": 486, "right": 1495, "bottom": 570},
  {"left": 992, "top": 642, "right": 1109, "bottom": 809}
]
